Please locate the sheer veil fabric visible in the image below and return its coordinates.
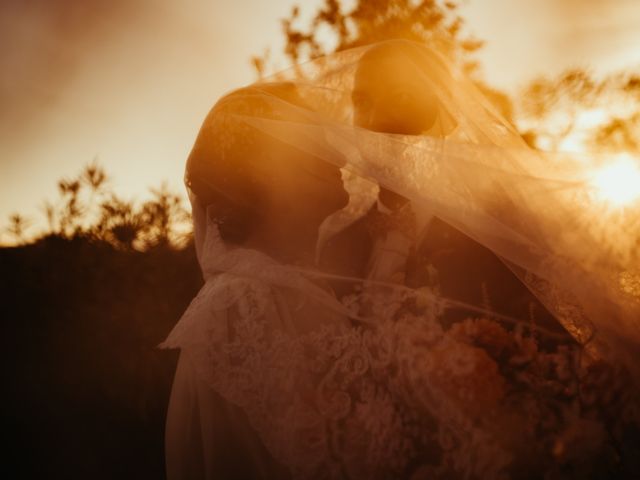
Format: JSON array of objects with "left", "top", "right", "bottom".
[{"left": 162, "top": 40, "right": 640, "bottom": 479}]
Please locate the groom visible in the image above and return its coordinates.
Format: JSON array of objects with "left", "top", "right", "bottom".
[
  {"left": 320, "top": 40, "right": 568, "bottom": 338},
  {"left": 318, "top": 40, "right": 444, "bottom": 290}
]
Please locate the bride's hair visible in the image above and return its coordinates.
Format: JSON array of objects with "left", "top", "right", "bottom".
[{"left": 185, "top": 82, "right": 313, "bottom": 244}]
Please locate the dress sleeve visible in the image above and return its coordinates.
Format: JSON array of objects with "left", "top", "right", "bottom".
[{"left": 165, "top": 350, "right": 291, "bottom": 480}]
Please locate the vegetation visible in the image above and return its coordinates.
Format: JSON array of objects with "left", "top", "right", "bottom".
[
  {"left": 2, "top": 163, "right": 200, "bottom": 477},
  {"left": 253, "top": 0, "right": 640, "bottom": 148},
  {"left": 5, "top": 162, "right": 191, "bottom": 250},
  {"left": 3, "top": 0, "right": 640, "bottom": 478},
  {"left": 252, "top": 0, "right": 514, "bottom": 121},
  {"left": 519, "top": 69, "right": 640, "bottom": 152},
  {"left": 252, "top": 0, "right": 483, "bottom": 75}
]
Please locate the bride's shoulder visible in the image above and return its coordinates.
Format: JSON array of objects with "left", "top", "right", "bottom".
[{"left": 160, "top": 267, "right": 276, "bottom": 349}]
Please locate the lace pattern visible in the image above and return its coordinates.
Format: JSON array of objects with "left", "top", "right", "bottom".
[{"left": 162, "top": 216, "right": 516, "bottom": 479}]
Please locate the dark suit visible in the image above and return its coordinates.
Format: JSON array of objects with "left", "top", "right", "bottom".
[
  {"left": 407, "top": 216, "right": 569, "bottom": 339},
  {"left": 320, "top": 201, "right": 569, "bottom": 342},
  {"left": 317, "top": 205, "right": 381, "bottom": 297}
]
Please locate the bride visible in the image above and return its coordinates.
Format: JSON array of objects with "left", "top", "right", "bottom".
[
  {"left": 162, "top": 40, "right": 640, "bottom": 479},
  {"left": 161, "top": 81, "right": 354, "bottom": 479}
]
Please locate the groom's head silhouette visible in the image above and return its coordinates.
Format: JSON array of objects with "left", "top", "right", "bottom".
[{"left": 353, "top": 40, "right": 456, "bottom": 136}]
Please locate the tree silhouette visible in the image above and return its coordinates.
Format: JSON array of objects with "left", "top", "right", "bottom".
[
  {"left": 253, "top": 0, "right": 515, "bottom": 122},
  {"left": 519, "top": 69, "right": 640, "bottom": 152},
  {"left": 4, "top": 162, "right": 191, "bottom": 250},
  {"left": 254, "top": 0, "right": 483, "bottom": 75}
]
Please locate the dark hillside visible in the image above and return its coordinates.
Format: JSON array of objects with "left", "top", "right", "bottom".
[{"left": 1, "top": 236, "right": 202, "bottom": 479}]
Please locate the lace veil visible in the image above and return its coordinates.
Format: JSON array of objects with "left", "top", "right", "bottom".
[
  {"left": 162, "top": 39, "right": 640, "bottom": 479},
  {"left": 189, "top": 39, "right": 639, "bottom": 369}
]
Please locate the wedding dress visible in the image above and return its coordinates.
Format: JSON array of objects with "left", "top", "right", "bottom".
[
  {"left": 163, "top": 39, "right": 640, "bottom": 479},
  {"left": 163, "top": 198, "right": 350, "bottom": 479},
  {"left": 163, "top": 198, "right": 517, "bottom": 479}
]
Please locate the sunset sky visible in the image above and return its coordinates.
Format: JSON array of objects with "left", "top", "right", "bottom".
[{"left": 2, "top": 0, "right": 640, "bottom": 242}]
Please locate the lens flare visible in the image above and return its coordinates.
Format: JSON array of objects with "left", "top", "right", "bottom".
[{"left": 591, "top": 155, "right": 640, "bottom": 207}]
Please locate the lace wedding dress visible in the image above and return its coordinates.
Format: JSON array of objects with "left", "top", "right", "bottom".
[{"left": 163, "top": 199, "right": 516, "bottom": 479}]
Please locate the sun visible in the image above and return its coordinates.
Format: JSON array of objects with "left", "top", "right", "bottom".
[{"left": 591, "top": 154, "right": 640, "bottom": 207}]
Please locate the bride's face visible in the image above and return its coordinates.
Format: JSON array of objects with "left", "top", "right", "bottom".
[{"left": 352, "top": 47, "right": 439, "bottom": 135}]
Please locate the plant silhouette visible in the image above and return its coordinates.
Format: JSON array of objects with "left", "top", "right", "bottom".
[
  {"left": 520, "top": 69, "right": 640, "bottom": 152},
  {"left": 252, "top": 0, "right": 514, "bottom": 122},
  {"left": 2, "top": 162, "right": 199, "bottom": 477},
  {"left": 9, "top": 161, "right": 192, "bottom": 250}
]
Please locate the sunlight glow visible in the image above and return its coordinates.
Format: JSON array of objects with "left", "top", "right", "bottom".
[
  {"left": 579, "top": 108, "right": 608, "bottom": 129},
  {"left": 558, "top": 109, "right": 609, "bottom": 155},
  {"left": 591, "top": 154, "right": 640, "bottom": 207}
]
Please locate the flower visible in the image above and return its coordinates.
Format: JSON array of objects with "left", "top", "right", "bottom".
[
  {"left": 448, "top": 317, "right": 518, "bottom": 361},
  {"left": 422, "top": 338, "right": 506, "bottom": 420}
]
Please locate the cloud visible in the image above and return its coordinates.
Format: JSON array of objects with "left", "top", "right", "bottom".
[{"left": 0, "top": 0, "right": 143, "bottom": 136}]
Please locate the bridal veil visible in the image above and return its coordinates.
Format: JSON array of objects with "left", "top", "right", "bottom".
[{"left": 162, "top": 39, "right": 640, "bottom": 479}]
